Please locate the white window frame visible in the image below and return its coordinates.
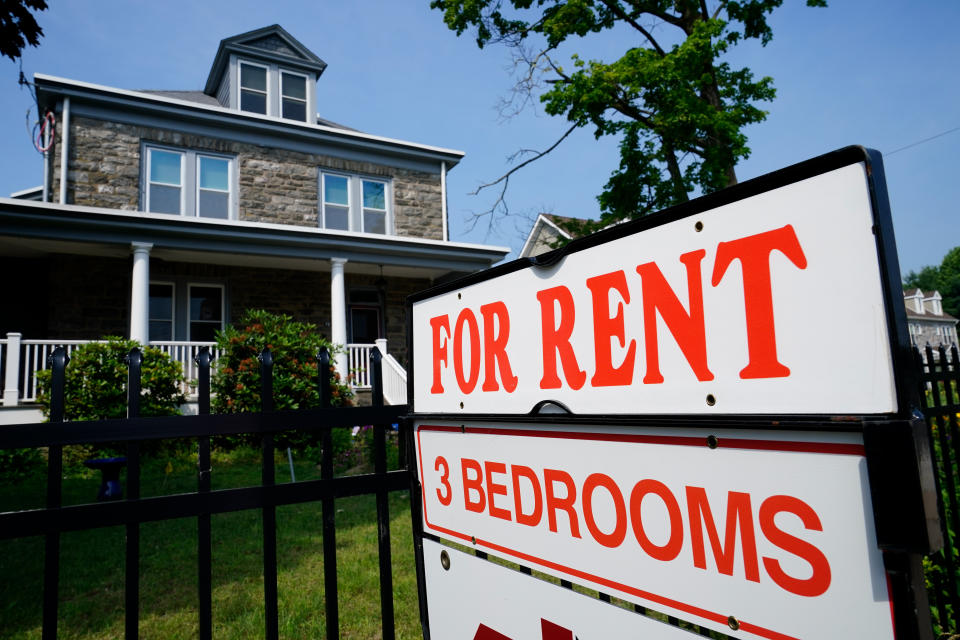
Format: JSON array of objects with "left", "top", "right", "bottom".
[
  {"left": 280, "top": 69, "right": 309, "bottom": 122},
  {"left": 142, "top": 143, "right": 236, "bottom": 220},
  {"left": 145, "top": 147, "right": 186, "bottom": 215},
  {"left": 187, "top": 283, "right": 226, "bottom": 342},
  {"left": 238, "top": 60, "right": 270, "bottom": 115},
  {"left": 148, "top": 281, "right": 176, "bottom": 342},
  {"left": 318, "top": 170, "right": 393, "bottom": 235}
]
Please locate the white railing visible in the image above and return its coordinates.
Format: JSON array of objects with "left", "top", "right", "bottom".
[
  {"left": 346, "top": 343, "right": 374, "bottom": 389},
  {"left": 17, "top": 339, "right": 91, "bottom": 404},
  {"left": 149, "top": 341, "right": 219, "bottom": 396},
  {"left": 380, "top": 347, "right": 408, "bottom": 406}
]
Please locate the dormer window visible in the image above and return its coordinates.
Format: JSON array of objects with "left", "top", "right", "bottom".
[
  {"left": 239, "top": 62, "right": 268, "bottom": 114},
  {"left": 281, "top": 71, "right": 308, "bottom": 121}
]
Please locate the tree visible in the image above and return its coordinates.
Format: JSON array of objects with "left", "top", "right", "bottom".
[
  {"left": 904, "top": 247, "right": 960, "bottom": 318},
  {"left": 431, "top": 0, "right": 826, "bottom": 237},
  {"left": 0, "top": 0, "right": 48, "bottom": 62}
]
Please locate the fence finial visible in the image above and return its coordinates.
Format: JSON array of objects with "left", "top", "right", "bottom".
[
  {"left": 317, "top": 347, "right": 331, "bottom": 408},
  {"left": 259, "top": 347, "right": 274, "bottom": 413}
]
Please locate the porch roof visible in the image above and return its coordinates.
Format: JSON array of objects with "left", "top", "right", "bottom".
[{"left": 0, "top": 198, "right": 510, "bottom": 280}]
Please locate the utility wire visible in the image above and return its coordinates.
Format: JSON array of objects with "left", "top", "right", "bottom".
[{"left": 885, "top": 126, "right": 960, "bottom": 156}]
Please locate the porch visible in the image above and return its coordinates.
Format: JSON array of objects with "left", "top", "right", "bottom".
[{"left": 0, "top": 335, "right": 407, "bottom": 416}]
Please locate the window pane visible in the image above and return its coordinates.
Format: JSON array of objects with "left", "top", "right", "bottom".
[
  {"left": 190, "top": 287, "right": 222, "bottom": 321},
  {"left": 324, "top": 175, "right": 348, "bottom": 205},
  {"left": 350, "top": 308, "right": 380, "bottom": 343},
  {"left": 149, "top": 284, "right": 173, "bottom": 319},
  {"left": 149, "top": 320, "right": 172, "bottom": 341},
  {"left": 324, "top": 205, "right": 349, "bottom": 230},
  {"left": 364, "top": 209, "right": 386, "bottom": 234},
  {"left": 282, "top": 98, "right": 306, "bottom": 122},
  {"left": 198, "top": 190, "right": 229, "bottom": 218},
  {"left": 149, "top": 184, "right": 181, "bottom": 214},
  {"left": 240, "top": 90, "right": 267, "bottom": 114},
  {"left": 240, "top": 64, "right": 266, "bottom": 91},
  {"left": 190, "top": 322, "right": 219, "bottom": 342},
  {"left": 282, "top": 73, "right": 306, "bottom": 100},
  {"left": 150, "top": 150, "right": 181, "bottom": 185},
  {"left": 362, "top": 181, "right": 385, "bottom": 209},
  {"left": 199, "top": 156, "right": 229, "bottom": 190}
]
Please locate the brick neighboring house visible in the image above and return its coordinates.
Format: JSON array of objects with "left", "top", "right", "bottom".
[
  {"left": 904, "top": 288, "right": 958, "bottom": 355},
  {"left": 0, "top": 25, "right": 508, "bottom": 418}
]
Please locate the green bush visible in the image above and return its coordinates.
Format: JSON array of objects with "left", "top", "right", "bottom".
[
  {"left": 0, "top": 447, "right": 44, "bottom": 483},
  {"left": 211, "top": 309, "right": 353, "bottom": 450},
  {"left": 37, "top": 337, "right": 186, "bottom": 423}
]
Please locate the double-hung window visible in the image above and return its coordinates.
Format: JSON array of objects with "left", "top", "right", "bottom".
[
  {"left": 149, "top": 282, "right": 175, "bottom": 341},
  {"left": 144, "top": 145, "right": 235, "bottom": 219},
  {"left": 280, "top": 71, "right": 308, "bottom": 122},
  {"left": 239, "top": 62, "right": 268, "bottom": 115},
  {"left": 189, "top": 284, "right": 224, "bottom": 341},
  {"left": 319, "top": 171, "right": 391, "bottom": 234}
]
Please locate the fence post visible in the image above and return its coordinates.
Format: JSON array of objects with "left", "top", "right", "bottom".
[
  {"left": 3, "top": 331, "right": 21, "bottom": 406},
  {"left": 194, "top": 346, "right": 213, "bottom": 640},
  {"left": 123, "top": 347, "right": 142, "bottom": 639},
  {"left": 371, "top": 348, "right": 395, "bottom": 639},
  {"left": 258, "top": 348, "right": 278, "bottom": 640},
  {"left": 317, "top": 347, "right": 339, "bottom": 639},
  {"left": 41, "top": 347, "right": 67, "bottom": 640}
]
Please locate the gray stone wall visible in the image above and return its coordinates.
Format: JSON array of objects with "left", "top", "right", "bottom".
[{"left": 52, "top": 115, "right": 444, "bottom": 239}]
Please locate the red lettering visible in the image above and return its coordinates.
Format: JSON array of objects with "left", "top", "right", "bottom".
[
  {"left": 686, "top": 487, "right": 760, "bottom": 582},
  {"left": 543, "top": 468, "right": 581, "bottom": 538},
  {"left": 710, "top": 224, "right": 807, "bottom": 379},
  {"left": 480, "top": 302, "right": 519, "bottom": 393},
  {"left": 485, "top": 461, "right": 512, "bottom": 521},
  {"left": 536, "top": 286, "right": 586, "bottom": 390},
  {"left": 429, "top": 315, "right": 450, "bottom": 394},
  {"left": 629, "top": 479, "right": 684, "bottom": 561},
  {"left": 453, "top": 309, "right": 481, "bottom": 393},
  {"left": 541, "top": 619, "right": 574, "bottom": 640},
  {"left": 586, "top": 270, "right": 637, "bottom": 387},
  {"left": 636, "top": 250, "right": 713, "bottom": 384},
  {"left": 760, "top": 495, "right": 831, "bottom": 597},
  {"left": 512, "top": 465, "right": 543, "bottom": 527},
  {"left": 582, "top": 473, "right": 627, "bottom": 548},
  {"left": 435, "top": 456, "right": 452, "bottom": 506},
  {"left": 461, "top": 458, "right": 485, "bottom": 513}
]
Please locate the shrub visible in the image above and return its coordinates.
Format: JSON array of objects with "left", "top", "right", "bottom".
[
  {"left": 37, "top": 337, "right": 186, "bottom": 422},
  {"left": 211, "top": 309, "right": 353, "bottom": 449}
]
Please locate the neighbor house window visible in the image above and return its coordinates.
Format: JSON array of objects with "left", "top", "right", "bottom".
[
  {"left": 281, "top": 71, "right": 308, "bottom": 121},
  {"left": 188, "top": 284, "right": 224, "bottom": 341},
  {"left": 149, "top": 282, "right": 175, "bottom": 341},
  {"left": 239, "top": 62, "right": 268, "bottom": 114},
  {"left": 319, "top": 171, "right": 391, "bottom": 234},
  {"left": 143, "top": 144, "right": 235, "bottom": 219}
]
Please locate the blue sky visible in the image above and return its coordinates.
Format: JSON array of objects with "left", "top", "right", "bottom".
[{"left": 1, "top": 0, "right": 957, "bottom": 276}]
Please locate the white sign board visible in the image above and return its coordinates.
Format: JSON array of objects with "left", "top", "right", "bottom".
[
  {"left": 414, "top": 421, "right": 896, "bottom": 640},
  {"left": 423, "top": 539, "right": 697, "bottom": 640},
  {"left": 412, "top": 162, "right": 897, "bottom": 415}
]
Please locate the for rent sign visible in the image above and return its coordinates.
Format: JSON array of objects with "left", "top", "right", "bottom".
[
  {"left": 415, "top": 422, "right": 893, "bottom": 640},
  {"left": 412, "top": 160, "right": 899, "bottom": 415}
]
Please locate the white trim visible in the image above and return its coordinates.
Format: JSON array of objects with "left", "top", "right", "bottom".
[
  {"left": 0, "top": 196, "right": 511, "bottom": 254},
  {"left": 238, "top": 59, "right": 270, "bottom": 116},
  {"left": 441, "top": 160, "right": 448, "bottom": 241},
  {"left": 59, "top": 97, "right": 70, "bottom": 204},
  {"left": 520, "top": 213, "right": 574, "bottom": 258},
  {"left": 9, "top": 186, "right": 43, "bottom": 198},
  {"left": 35, "top": 73, "right": 465, "bottom": 160},
  {"left": 279, "top": 68, "right": 310, "bottom": 122},
  {"left": 186, "top": 283, "right": 225, "bottom": 341},
  {"left": 319, "top": 170, "right": 393, "bottom": 235}
]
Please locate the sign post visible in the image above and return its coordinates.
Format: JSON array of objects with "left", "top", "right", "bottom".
[{"left": 406, "top": 147, "right": 940, "bottom": 640}]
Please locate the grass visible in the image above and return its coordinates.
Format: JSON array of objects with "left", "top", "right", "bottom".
[{"left": 0, "top": 442, "right": 421, "bottom": 639}]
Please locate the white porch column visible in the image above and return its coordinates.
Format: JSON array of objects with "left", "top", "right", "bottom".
[
  {"left": 330, "top": 257, "right": 348, "bottom": 380},
  {"left": 130, "top": 242, "right": 153, "bottom": 344},
  {"left": 3, "top": 332, "right": 22, "bottom": 407}
]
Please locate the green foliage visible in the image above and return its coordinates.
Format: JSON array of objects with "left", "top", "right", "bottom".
[
  {"left": 36, "top": 337, "right": 186, "bottom": 422},
  {"left": 431, "top": 0, "right": 826, "bottom": 235},
  {"left": 211, "top": 309, "right": 354, "bottom": 449},
  {"left": 0, "top": 447, "right": 43, "bottom": 483},
  {"left": 0, "top": 0, "right": 47, "bottom": 62},
  {"left": 904, "top": 246, "right": 960, "bottom": 318}
]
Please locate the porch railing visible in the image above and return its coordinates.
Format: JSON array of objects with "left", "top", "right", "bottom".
[{"left": 1, "top": 334, "right": 405, "bottom": 408}]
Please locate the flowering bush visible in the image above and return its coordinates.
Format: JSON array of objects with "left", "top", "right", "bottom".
[{"left": 211, "top": 309, "right": 353, "bottom": 449}]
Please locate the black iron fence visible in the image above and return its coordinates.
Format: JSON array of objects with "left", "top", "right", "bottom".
[
  {"left": 915, "top": 344, "right": 960, "bottom": 635},
  {"left": 0, "top": 345, "right": 407, "bottom": 640}
]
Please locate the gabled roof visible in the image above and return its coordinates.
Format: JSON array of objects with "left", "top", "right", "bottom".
[{"left": 204, "top": 25, "right": 327, "bottom": 96}]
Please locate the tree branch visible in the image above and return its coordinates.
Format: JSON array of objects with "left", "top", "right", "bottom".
[{"left": 598, "top": 0, "right": 666, "bottom": 56}]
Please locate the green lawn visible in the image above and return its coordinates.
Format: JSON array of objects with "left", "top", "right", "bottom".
[{"left": 0, "top": 446, "right": 422, "bottom": 639}]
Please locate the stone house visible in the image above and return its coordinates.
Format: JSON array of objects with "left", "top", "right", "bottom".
[
  {"left": 903, "top": 288, "right": 958, "bottom": 354},
  {"left": 0, "top": 25, "right": 508, "bottom": 418}
]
